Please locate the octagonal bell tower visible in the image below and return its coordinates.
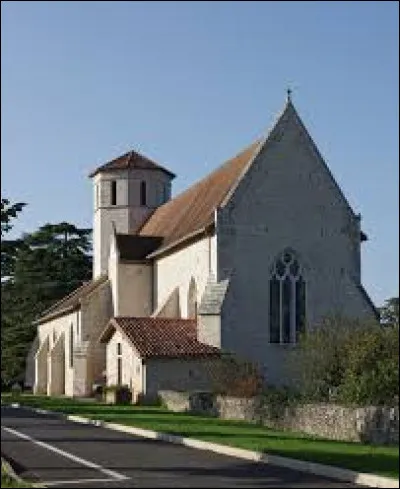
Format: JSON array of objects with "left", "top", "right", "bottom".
[{"left": 89, "top": 150, "right": 175, "bottom": 278}]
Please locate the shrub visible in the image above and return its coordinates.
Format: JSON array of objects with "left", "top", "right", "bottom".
[
  {"left": 259, "top": 385, "right": 301, "bottom": 420},
  {"left": 208, "top": 354, "right": 265, "bottom": 397},
  {"left": 293, "top": 315, "right": 399, "bottom": 406},
  {"left": 103, "top": 384, "right": 132, "bottom": 405},
  {"left": 339, "top": 323, "right": 399, "bottom": 405},
  {"left": 135, "top": 393, "right": 163, "bottom": 407}
]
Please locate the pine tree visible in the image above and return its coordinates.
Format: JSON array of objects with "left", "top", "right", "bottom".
[{"left": 1, "top": 212, "right": 93, "bottom": 386}]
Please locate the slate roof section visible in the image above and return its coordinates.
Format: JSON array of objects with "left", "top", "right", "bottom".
[
  {"left": 198, "top": 277, "right": 230, "bottom": 315},
  {"left": 35, "top": 275, "right": 109, "bottom": 325},
  {"left": 88, "top": 150, "right": 176, "bottom": 179},
  {"left": 99, "top": 317, "right": 221, "bottom": 359},
  {"left": 139, "top": 140, "right": 261, "bottom": 252},
  {"left": 116, "top": 234, "right": 163, "bottom": 261}
]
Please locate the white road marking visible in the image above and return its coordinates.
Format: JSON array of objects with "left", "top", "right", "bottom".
[
  {"left": 2, "top": 425, "right": 129, "bottom": 481},
  {"left": 35, "top": 478, "right": 119, "bottom": 487}
]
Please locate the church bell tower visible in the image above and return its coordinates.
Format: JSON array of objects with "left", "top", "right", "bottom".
[{"left": 89, "top": 150, "right": 175, "bottom": 278}]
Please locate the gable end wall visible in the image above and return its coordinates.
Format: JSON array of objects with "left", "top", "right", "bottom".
[{"left": 216, "top": 106, "right": 375, "bottom": 385}]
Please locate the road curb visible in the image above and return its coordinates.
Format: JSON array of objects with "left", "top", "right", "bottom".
[
  {"left": 1, "top": 456, "right": 44, "bottom": 487},
  {"left": 8, "top": 403, "right": 400, "bottom": 488},
  {"left": 1, "top": 456, "right": 26, "bottom": 485}
]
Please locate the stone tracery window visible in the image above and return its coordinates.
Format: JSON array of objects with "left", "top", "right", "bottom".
[{"left": 269, "top": 249, "right": 306, "bottom": 344}]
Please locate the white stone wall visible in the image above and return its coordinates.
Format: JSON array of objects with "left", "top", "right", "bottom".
[
  {"left": 152, "top": 287, "right": 180, "bottom": 318},
  {"left": 25, "top": 335, "right": 39, "bottom": 388},
  {"left": 216, "top": 104, "right": 376, "bottom": 385},
  {"left": 108, "top": 234, "right": 119, "bottom": 315},
  {"left": 48, "top": 335, "right": 65, "bottom": 396},
  {"left": 108, "top": 233, "right": 153, "bottom": 317},
  {"left": 34, "top": 279, "right": 113, "bottom": 398},
  {"left": 118, "top": 263, "right": 153, "bottom": 317},
  {"left": 92, "top": 168, "right": 172, "bottom": 278},
  {"left": 198, "top": 315, "right": 221, "bottom": 348},
  {"left": 126, "top": 168, "right": 172, "bottom": 209},
  {"left": 34, "top": 337, "right": 48, "bottom": 395},
  {"left": 36, "top": 310, "right": 80, "bottom": 396},
  {"left": 106, "top": 329, "right": 143, "bottom": 398},
  {"left": 80, "top": 280, "right": 113, "bottom": 389},
  {"left": 155, "top": 235, "right": 217, "bottom": 318},
  {"left": 145, "top": 357, "right": 215, "bottom": 396},
  {"left": 93, "top": 172, "right": 129, "bottom": 278}
]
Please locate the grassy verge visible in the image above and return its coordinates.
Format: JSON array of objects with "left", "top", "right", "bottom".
[
  {"left": 1, "top": 461, "right": 32, "bottom": 488},
  {"left": 2, "top": 393, "right": 399, "bottom": 479}
]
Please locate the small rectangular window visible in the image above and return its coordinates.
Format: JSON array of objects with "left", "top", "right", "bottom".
[
  {"left": 96, "top": 184, "right": 100, "bottom": 208},
  {"left": 110, "top": 180, "right": 117, "bottom": 205},
  {"left": 117, "top": 342, "right": 122, "bottom": 356},
  {"left": 140, "top": 181, "right": 147, "bottom": 206},
  {"left": 117, "top": 357, "right": 122, "bottom": 385}
]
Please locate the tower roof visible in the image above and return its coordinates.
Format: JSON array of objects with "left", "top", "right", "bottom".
[{"left": 88, "top": 149, "right": 176, "bottom": 179}]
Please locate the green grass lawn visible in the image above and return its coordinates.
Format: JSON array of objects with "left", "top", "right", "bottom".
[
  {"left": 2, "top": 393, "right": 399, "bottom": 479},
  {"left": 1, "top": 462, "right": 32, "bottom": 488}
]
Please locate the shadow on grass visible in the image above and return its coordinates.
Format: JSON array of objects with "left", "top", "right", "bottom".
[{"left": 3, "top": 396, "right": 399, "bottom": 479}]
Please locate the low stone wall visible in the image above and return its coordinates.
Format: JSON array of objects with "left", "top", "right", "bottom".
[
  {"left": 158, "top": 390, "right": 191, "bottom": 412},
  {"left": 159, "top": 391, "right": 399, "bottom": 445}
]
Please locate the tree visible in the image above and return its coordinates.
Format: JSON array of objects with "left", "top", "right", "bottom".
[
  {"left": 1, "top": 198, "right": 26, "bottom": 237},
  {"left": 16, "top": 222, "right": 93, "bottom": 298},
  {"left": 380, "top": 297, "right": 399, "bottom": 328},
  {"left": 1, "top": 221, "right": 93, "bottom": 386},
  {"left": 340, "top": 323, "right": 399, "bottom": 405},
  {"left": 1, "top": 198, "right": 26, "bottom": 281},
  {"left": 293, "top": 314, "right": 399, "bottom": 406}
]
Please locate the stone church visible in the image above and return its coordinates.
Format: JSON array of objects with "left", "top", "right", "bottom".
[{"left": 28, "top": 95, "right": 378, "bottom": 400}]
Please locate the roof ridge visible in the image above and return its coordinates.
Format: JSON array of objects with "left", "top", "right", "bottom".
[
  {"left": 38, "top": 279, "right": 91, "bottom": 318},
  {"left": 114, "top": 316, "right": 196, "bottom": 322},
  {"left": 163, "top": 140, "right": 261, "bottom": 206},
  {"left": 137, "top": 139, "right": 261, "bottom": 243},
  {"left": 88, "top": 148, "right": 175, "bottom": 179},
  {"left": 36, "top": 274, "right": 108, "bottom": 324}
]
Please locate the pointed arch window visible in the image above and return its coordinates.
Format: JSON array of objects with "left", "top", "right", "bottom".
[
  {"left": 140, "top": 181, "right": 147, "bottom": 206},
  {"left": 269, "top": 249, "right": 306, "bottom": 344}
]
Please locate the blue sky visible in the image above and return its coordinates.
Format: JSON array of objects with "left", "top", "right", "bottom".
[{"left": 1, "top": 1, "right": 398, "bottom": 306}]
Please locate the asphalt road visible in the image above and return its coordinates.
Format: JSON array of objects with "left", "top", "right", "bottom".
[{"left": 1, "top": 405, "right": 361, "bottom": 488}]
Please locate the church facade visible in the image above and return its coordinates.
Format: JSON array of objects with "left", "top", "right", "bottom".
[{"left": 29, "top": 96, "right": 378, "bottom": 399}]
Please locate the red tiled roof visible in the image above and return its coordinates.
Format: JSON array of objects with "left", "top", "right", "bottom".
[
  {"left": 88, "top": 150, "right": 176, "bottom": 179},
  {"left": 99, "top": 317, "right": 220, "bottom": 359},
  {"left": 138, "top": 140, "right": 261, "bottom": 252}
]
